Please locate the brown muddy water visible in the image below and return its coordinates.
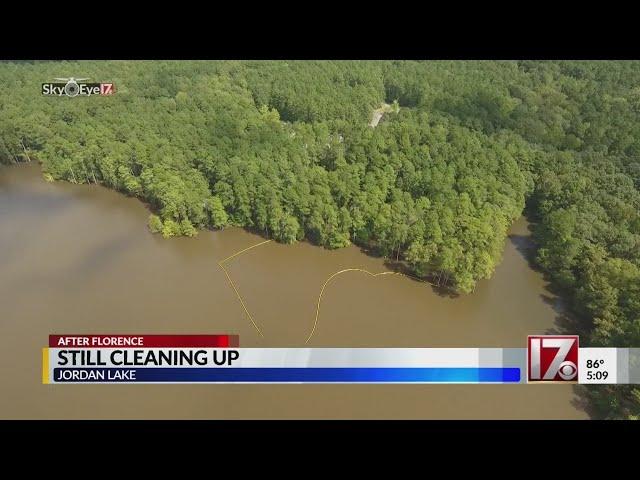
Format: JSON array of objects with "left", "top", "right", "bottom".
[{"left": 0, "top": 164, "right": 588, "bottom": 418}]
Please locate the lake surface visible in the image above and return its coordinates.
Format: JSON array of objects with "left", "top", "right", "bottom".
[{"left": 0, "top": 164, "right": 588, "bottom": 418}]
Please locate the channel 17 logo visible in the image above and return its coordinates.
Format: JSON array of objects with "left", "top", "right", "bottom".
[
  {"left": 527, "top": 335, "right": 579, "bottom": 382},
  {"left": 41, "top": 78, "right": 115, "bottom": 97}
]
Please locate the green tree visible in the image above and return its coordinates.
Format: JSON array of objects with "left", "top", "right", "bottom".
[{"left": 148, "top": 214, "right": 163, "bottom": 234}]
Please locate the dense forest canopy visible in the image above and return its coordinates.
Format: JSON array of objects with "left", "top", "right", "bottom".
[{"left": 1, "top": 60, "right": 639, "bottom": 418}]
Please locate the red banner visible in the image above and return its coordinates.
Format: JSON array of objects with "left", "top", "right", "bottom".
[{"left": 49, "top": 335, "right": 239, "bottom": 348}]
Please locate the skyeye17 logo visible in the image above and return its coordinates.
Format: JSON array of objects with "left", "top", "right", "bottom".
[{"left": 42, "top": 77, "right": 115, "bottom": 97}]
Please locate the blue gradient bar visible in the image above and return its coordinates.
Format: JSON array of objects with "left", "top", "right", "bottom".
[{"left": 53, "top": 367, "right": 521, "bottom": 383}]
